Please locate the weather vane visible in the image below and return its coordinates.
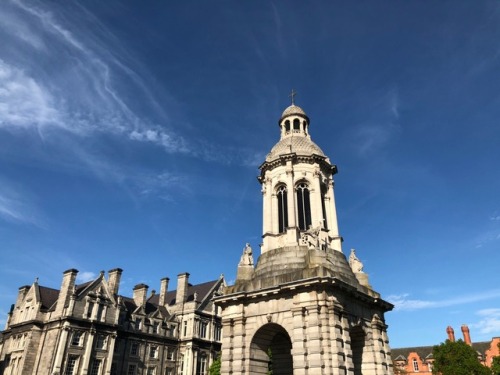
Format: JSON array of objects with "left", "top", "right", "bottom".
[{"left": 289, "top": 89, "right": 297, "bottom": 105}]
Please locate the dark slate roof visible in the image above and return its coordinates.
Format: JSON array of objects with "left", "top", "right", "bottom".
[
  {"left": 148, "top": 279, "right": 220, "bottom": 306},
  {"left": 38, "top": 286, "right": 59, "bottom": 310},
  {"left": 75, "top": 281, "right": 93, "bottom": 294},
  {"left": 391, "top": 341, "right": 492, "bottom": 361}
]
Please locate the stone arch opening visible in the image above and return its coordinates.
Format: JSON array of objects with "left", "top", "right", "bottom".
[
  {"left": 349, "top": 325, "right": 366, "bottom": 375},
  {"left": 250, "top": 323, "right": 293, "bottom": 375}
]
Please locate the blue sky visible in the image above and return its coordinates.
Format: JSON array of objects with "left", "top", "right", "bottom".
[{"left": 1, "top": 0, "right": 500, "bottom": 348}]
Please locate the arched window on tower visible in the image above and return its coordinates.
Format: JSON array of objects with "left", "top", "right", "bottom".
[
  {"left": 293, "top": 118, "right": 300, "bottom": 131},
  {"left": 277, "top": 185, "right": 288, "bottom": 233},
  {"left": 321, "top": 184, "right": 328, "bottom": 230},
  {"left": 285, "top": 120, "right": 290, "bottom": 132},
  {"left": 296, "top": 183, "right": 311, "bottom": 231}
]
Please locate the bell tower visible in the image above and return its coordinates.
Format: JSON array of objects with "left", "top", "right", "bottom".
[
  {"left": 259, "top": 101, "right": 342, "bottom": 254},
  {"left": 215, "top": 96, "right": 394, "bottom": 375}
]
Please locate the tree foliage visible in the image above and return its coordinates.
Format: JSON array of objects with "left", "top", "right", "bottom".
[
  {"left": 209, "top": 354, "right": 221, "bottom": 375},
  {"left": 492, "top": 356, "right": 500, "bottom": 375},
  {"left": 432, "top": 339, "right": 490, "bottom": 375}
]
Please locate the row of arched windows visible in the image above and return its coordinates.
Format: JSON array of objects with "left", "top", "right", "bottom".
[
  {"left": 276, "top": 182, "right": 328, "bottom": 233},
  {"left": 284, "top": 119, "right": 307, "bottom": 133}
]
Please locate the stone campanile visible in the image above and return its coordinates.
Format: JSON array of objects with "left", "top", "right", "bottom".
[{"left": 214, "top": 97, "right": 394, "bottom": 375}]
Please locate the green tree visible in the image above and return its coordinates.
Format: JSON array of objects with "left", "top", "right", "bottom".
[
  {"left": 209, "top": 354, "right": 221, "bottom": 375},
  {"left": 492, "top": 356, "right": 500, "bottom": 375},
  {"left": 432, "top": 339, "right": 491, "bottom": 375}
]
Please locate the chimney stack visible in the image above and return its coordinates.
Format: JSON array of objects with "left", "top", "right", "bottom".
[
  {"left": 108, "top": 268, "right": 123, "bottom": 296},
  {"left": 159, "top": 277, "right": 169, "bottom": 306},
  {"left": 461, "top": 324, "right": 472, "bottom": 346},
  {"left": 176, "top": 273, "right": 190, "bottom": 304},
  {"left": 55, "top": 269, "right": 78, "bottom": 316},
  {"left": 133, "top": 284, "right": 149, "bottom": 307},
  {"left": 446, "top": 326, "right": 455, "bottom": 342}
]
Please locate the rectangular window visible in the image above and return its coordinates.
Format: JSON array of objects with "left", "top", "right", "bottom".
[
  {"left": 153, "top": 321, "right": 160, "bottom": 334},
  {"left": 167, "top": 348, "right": 175, "bottom": 361},
  {"left": 199, "top": 321, "right": 208, "bottom": 338},
  {"left": 147, "top": 367, "right": 156, "bottom": 375},
  {"left": 214, "top": 325, "right": 222, "bottom": 341},
  {"left": 90, "top": 359, "right": 101, "bottom": 375},
  {"left": 95, "top": 335, "right": 106, "bottom": 350},
  {"left": 179, "top": 355, "right": 184, "bottom": 375},
  {"left": 135, "top": 318, "right": 142, "bottom": 331},
  {"left": 64, "top": 355, "right": 79, "bottom": 375},
  {"left": 150, "top": 345, "right": 158, "bottom": 359},
  {"left": 183, "top": 321, "right": 187, "bottom": 337},
  {"left": 165, "top": 369, "right": 173, "bottom": 375},
  {"left": 87, "top": 302, "right": 94, "bottom": 319},
  {"left": 412, "top": 358, "right": 419, "bottom": 372},
  {"left": 71, "top": 332, "right": 82, "bottom": 346},
  {"left": 130, "top": 342, "right": 139, "bottom": 356},
  {"left": 127, "top": 364, "right": 137, "bottom": 375}
]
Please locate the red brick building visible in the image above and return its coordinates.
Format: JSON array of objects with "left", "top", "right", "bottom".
[{"left": 391, "top": 325, "right": 500, "bottom": 374}]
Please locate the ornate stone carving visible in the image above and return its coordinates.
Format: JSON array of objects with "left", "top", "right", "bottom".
[{"left": 349, "top": 249, "right": 364, "bottom": 273}]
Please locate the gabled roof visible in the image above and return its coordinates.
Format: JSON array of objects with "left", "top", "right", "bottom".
[
  {"left": 391, "top": 341, "right": 492, "bottom": 361},
  {"left": 38, "top": 286, "right": 59, "bottom": 310},
  {"left": 148, "top": 279, "right": 221, "bottom": 306}
]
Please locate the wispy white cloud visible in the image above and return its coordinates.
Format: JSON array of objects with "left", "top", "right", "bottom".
[
  {"left": 470, "top": 308, "right": 500, "bottom": 334},
  {"left": 388, "top": 290, "right": 500, "bottom": 312},
  {"left": 0, "top": 180, "right": 44, "bottom": 227},
  {"left": 76, "top": 271, "right": 97, "bottom": 284}
]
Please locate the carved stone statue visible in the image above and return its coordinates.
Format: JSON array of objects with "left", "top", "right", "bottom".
[
  {"left": 349, "top": 248, "right": 364, "bottom": 273},
  {"left": 239, "top": 243, "right": 254, "bottom": 266}
]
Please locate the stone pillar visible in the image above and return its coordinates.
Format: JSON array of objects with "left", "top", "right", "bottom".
[
  {"left": 312, "top": 169, "right": 323, "bottom": 230},
  {"left": 192, "top": 348, "right": 198, "bottom": 375},
  {"left": 326, "top": 179, "right": 341, "bottom": 251},
  {"left": 263, "top": 176, "right": 273, "bottom": 235},
  {"left": 220, "top": 318, "right": 233, "bottom": 375},
  {"left": 81, "top": 329, "right": 95, "bottom": 375},
  {"left": 319, "top": 302, "right": 333, "bottom": 374},
  {"left": 231, "top": 317, "right": 247, "bottom": 374},
  {"left": 291, "top": 305, "right": 307, "bottom": 373},
  {"left": 51, "top": 322, "right": 71, "bottom": 375},
  {"left": 286, "top": 164, "right": 296, "bottom": 228},
  {"left": 104, "top": 333, "right": 117, "bottom": 375},
  {"left": 305, "top": 304, "right": 323, "bottom": 373}
]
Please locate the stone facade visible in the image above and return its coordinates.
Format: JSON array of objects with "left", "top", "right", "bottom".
[
  {"left": 0, "top": 269, "right": 224, "bottom": 375},
  {"left": 214, "top": 102, "right": 394, "bottom": 374}
]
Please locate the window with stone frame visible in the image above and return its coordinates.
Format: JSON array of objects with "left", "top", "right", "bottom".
[
  {"left": 277, "top": 185, "right": 288, "bottom": 233},
  {"left": 64, "top": 355, "right": 79, "bottom": 375},
  {"left": 214, "top": 324, "right": 222, "bottom": 341},
  {"left": 296, "top": 182, "right": 311, "bottom": 231},
  {"left": 320, "top": 184, "right": 328, "bottom": 230},
  {"left": 127, "top": 364, "right": 137, "bottom": 375},
  {"left": 89, "top": 359, "right": 101, "bottom": 375},
  {"left": 199, "top": 320, "right": 208, "bottom": 338},
  {"left": 86, "top": 301, "right": 95, "bottom": 319},
  {"left": 130, "top": 341, "right": 140, "bottom": 356},
  {"left": 147, "top": 367, "right": 156, "bottom": 375},
  {"left": 95, "top": 335, "right": 106, "bottom": 350},
  {"left": 71, "top": 331, "right": 83, "bottom": 346},
  {"left": 167, "top": 347, "right": 175, "bottom": 361},
  {"left": 149, "top": 345, "right": 158, "bottom": 359},
  {"left": 153, "top": 321, "right": 160, "bottom": 334},
  {"left": 197, "top": 353, "right": 208, "bottom": 375}
]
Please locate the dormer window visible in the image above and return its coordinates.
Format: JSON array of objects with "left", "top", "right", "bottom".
[{"left": 412, "top": 358, "right": 419, "bottom": 372}]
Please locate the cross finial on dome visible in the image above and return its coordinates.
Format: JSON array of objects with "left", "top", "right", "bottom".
[{"left": 289, "top": 89, "right": 297, "bottom": 105}]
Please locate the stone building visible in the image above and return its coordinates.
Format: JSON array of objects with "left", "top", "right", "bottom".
[
  {"left": 214, "top": 101, "right": 394, "bottom": 374},
  {"left": 391, "top": 325, "right": 500, "bottom": 374},
  {"left": 0, "top": 269, "right": 224, "bottom": 375}
]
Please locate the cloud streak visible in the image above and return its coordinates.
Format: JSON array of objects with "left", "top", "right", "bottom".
[{"left": 388, "top": 290, "right": 500, "bottom": 312}]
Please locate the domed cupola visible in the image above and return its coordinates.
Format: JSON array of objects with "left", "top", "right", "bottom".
[{"left": 279, "top": 104, "right": 310, "bottom": 139}]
